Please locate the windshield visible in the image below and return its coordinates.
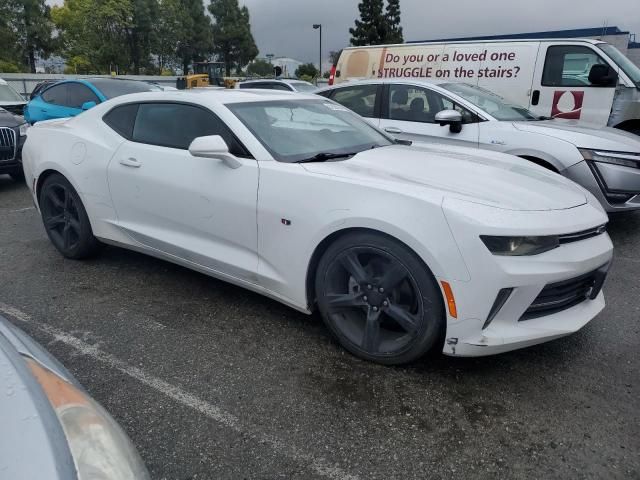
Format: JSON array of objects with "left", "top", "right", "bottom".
[
  {"left": 441, "top": 83, "right": 539, "bottom": 121},
  {"left": 227, "top": 99, "right": 393, "bottom": 163},
  {"left": 290, "top": 82, "right": 317, "bottom": 92},
  {"left": 88, "top": 78, "right": 157, "bottom": 99},
  {"left": 0, "top": 84, "right": 25, "bottom": 102},
  {"left": 598, "top": 44, "right": 640, "bottom": 86}
]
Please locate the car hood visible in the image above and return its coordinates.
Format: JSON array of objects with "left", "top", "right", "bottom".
[
  {"left": 0, "top": 108, "right": 22, "bottom": 126},
  {"left": 513, "top": 120, "right": 640, "bottom": 153},
  {"left": 0, "top": 316, "right": 76, "bottom": 479},
  {"left": 301, "top": 143, "right": 587, "bottom": 211}
]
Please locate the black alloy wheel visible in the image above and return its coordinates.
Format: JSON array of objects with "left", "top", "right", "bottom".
[
  {"left": 316, "top": 232, "right": 445, "bottom": 365},
  {"left": 39, "top": 174, "right": 101, "bottom": 259}
]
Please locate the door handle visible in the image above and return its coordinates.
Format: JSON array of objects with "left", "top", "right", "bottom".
[
  {"left": 531, "top": 90, "right": 540, "bottom": 106},
  {"left": 119, "top": 157, "right": 141, "bottom": 168},
  {"left": 384, "top": 127, "right": 403, "bottom": 134}
]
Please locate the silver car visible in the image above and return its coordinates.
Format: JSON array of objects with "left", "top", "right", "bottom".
[{"left": 0, "top": 314, "right": 150, "bottom": 479}]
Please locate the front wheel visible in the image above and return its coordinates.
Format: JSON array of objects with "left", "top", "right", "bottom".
[
  {"left": 39, "top": 173, "right": 101, "bottom": 259},
  {"left": 315, "top": 231, "right": 445, "bottom": 365}
]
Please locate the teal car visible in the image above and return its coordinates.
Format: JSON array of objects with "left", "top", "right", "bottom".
[{"left": 24, "top": 78, "right": 159, "bottom": 124}]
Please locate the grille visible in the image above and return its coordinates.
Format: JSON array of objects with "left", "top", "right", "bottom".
[
  {"left": 521, "top": 265, "right": 609, "bottom": 321},
  {"left": 0, "top": 127, "right": 16, "bottom": 162},
  {"left": 558, "top": 225, "right": 607, "bottom": 245}
]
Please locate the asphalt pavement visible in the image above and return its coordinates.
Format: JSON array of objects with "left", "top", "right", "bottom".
[{"left": 1, "top": 176, "right": 638, "bottom": 480}]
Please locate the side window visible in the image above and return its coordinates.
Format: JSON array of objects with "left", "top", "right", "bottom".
[
  {"left": 41, "top": 84, "right": 67, "bottom": 105},
  {"left": 103, "top": 104, "right": 139, "bottom": 139},
  {"left": 132, "top": 103, "right": 248, "bottom": 156},
  {"left": 388, "top": 85, "right": 475, "bottom": 124},
  {"left": 67, "top": 83, "right": 100, "bottom": 109},
  {"left": 542, "top": 46, "right": 610, "bottom": 87},
  {"left": 331, "top": 85, "right": 378, "bottom": 117}
]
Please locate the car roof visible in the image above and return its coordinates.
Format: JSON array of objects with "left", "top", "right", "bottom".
[
  {"left": 239, "top": 78, "right": 311, "bottom": 85},
  {"left": 110, "top": 88, "right": 321, "bottom": 107},
  {"left": 316, "top": 78, "right": 452, "bottom": 93}
]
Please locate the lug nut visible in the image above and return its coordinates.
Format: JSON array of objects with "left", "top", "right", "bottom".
[
  {"left": 373, "top": 306, "right": 379, "bottom": 312},
  {"left": 367, "top": 284, "right": 373, "bottom": 290},
  {"left": 363, "top": 296, "right": 368, "bottom": 302},
  {"left": 379, "top": 287, "right": 384, "bottom": 293},
  {"left": 383, "top": 301, "right": 388, "bottom": 307}
]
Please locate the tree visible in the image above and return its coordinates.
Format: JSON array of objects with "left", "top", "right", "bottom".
[
  {"left": 127, "top": 0, "right": 157, "bottom": 74},
  {"left": 208, "top": 0, "right": 258, "bottom": 76},
  {"left": 384, "top": 0, "right": 403, "bottom": 43},
  {"left": 176, "top": 0, "right": 213, "bottom": 75},
  {"left": 349, "top": 0, "right": 386, "bottom": 47},
  {"left": 328, "top": 50, "right": 341, "bottom": 66},
  {"left": 247, "top": 59, "right": 274, "bottom": 77},
  {"left": 295, "top": 63, "right": 318, "bottom": 79}
]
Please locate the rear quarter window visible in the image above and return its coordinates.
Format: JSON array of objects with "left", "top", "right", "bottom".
[{"left": 103, "top": 104, "right": 139, "bottom": 139}]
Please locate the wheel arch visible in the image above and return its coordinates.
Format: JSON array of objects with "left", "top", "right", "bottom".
[
  {"left": 518, "top": 155, "right": 560, "bottom": 172},
  {"left": 35, "top": 168, "right": 65, "bottom": 206},
  {"left": 612, "top": 119, "right": 640, "bottom": 135},
  {"left": 305, "top": 226, "right": 441, "bottom": 312}
]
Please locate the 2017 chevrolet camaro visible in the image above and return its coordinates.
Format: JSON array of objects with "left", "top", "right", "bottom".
[{"left": 22, "top": 89, "right": 614, "bottom": 364}]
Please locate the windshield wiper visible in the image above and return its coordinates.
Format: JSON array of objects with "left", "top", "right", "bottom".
[{"left": 295, "top": 152, "right": 361, "bottom": 163}]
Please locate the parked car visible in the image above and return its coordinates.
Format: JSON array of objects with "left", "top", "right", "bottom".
[
  {"left": 23, "top": 89, "right": 613, "bottom": 364},
  {"left": 330, "top": 39, "right": 640, "bottom": 134},
  {"left": 24, "top": 78, "right": 159, "bottom": 123},
  {"left": 0, "top": 106, "right": 28, "bottom": 181},
  {"left": 236, "top": 78, "right": 317, "bottom": 93},
  {"left": 317, "top": 79, "right": 640, "bottom": 212},
  {"left": 0, "top": 314, "right": 150, "bottom": 479},
  {"left": 0, "top": 77, "right": 27, "bottom": 116},
  {"left": 30, "top": 79, "right": 59, "bottom": 100}
]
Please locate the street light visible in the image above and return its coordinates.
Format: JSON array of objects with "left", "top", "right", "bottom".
[{"left": 313, "top": 24, "right": 322, "bottom": 78}]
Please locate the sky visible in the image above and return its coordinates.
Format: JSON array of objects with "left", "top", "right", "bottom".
[
  {"left": 239, "top": 0, "right": 640, "bottom": 70},
  {"left": 46, "top": 0, "right": 640, "bottom": 71}
]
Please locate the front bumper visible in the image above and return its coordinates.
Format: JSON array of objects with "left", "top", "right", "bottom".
[
  {"left": 441, "top": 198, "right": 613, "bottom": 357},
  {"left": 564, "top": 160, "right": 640, "bottom": 212}
]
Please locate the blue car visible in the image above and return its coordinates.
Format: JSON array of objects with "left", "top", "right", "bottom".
[{"left": 24, "top": 78, "right": 159, "bottom": 123}]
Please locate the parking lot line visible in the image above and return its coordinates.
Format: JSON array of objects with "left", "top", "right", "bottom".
[
  {"left": 0, "top": 302, "right": 360, "bottom": 480},
  {"left": 6, "top": 206, "right": 35, "bottom": 213}
]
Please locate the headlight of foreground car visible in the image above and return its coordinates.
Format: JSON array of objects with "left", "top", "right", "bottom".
[
  {"left": 19, "top": 122, "right": 29, "bottom": 136},
  {"left": 480, "top": 235, "right": 559, "bottom": 256},
  {"left": 579, "top": 148, "right": 640, "bottom": 169},
  {"left": 26, "top": 358, "right": 150, "bottom": 480}
]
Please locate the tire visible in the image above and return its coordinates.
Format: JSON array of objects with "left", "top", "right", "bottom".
[
  {"left": 39, "top": 173, "right": 101, "bottom": 259},
  {"left": 9, "top": 168, "right": 24, "bottom": 182},
  {"left": 315, "top": 231, "right": 445, "bottom": 365}
]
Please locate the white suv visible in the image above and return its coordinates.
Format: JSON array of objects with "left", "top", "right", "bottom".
[{"left": 317, "top": 79, "right": 640, "bottom": 213}]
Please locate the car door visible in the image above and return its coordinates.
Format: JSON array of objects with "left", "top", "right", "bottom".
[
  {"left": 529, "top": 44, "right": 617, "bottom": 125},
  {"left": 66, "top": 83, "right": 101, "bottom": 111},
  {"left": 378, "top": 83, "right": 480, "bottom": 147},
  {"left": 28, "top": 84, "right": 72, "bottom": 122},
  {"left": 105, "top": 102, "right": 260, "bottom": 283}
]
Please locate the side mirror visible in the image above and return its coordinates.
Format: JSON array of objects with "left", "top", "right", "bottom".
[
  {"left": 188, "top": 135, "right": 242, "bottom": 169},
  {"left": 588, "top": 64, "right": 618, "bottom": 87},
  {"left": 81, "top": 101, "right": 97, "bottom": 111},
  {"left": 435, "top": 109, "right": 463, "bottom": 134}
]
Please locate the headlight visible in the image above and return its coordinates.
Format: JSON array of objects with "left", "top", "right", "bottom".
[
  {"left": 579, "top": 149, "right": 640, "bottom": 169},
  {"left": 19, "top": 123, "right": 29, "bottom": 136},
  {"left": 480, "top": 235, "right": 559, "bottom": 256},
  {"left": 26, "top": 358, "right": 150, "bottom": 480}
]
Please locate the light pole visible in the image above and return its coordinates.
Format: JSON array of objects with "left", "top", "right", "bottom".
[{"left": 313, "top": 24, "right": 322, "bottom": 78}]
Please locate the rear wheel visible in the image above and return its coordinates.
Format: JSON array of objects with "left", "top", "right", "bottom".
[
  {"left": 315, "top": 231, "right": 445, "bottom": 365},
  {"left": 39, "top": 174, "right": 101, "bottom": 259}
]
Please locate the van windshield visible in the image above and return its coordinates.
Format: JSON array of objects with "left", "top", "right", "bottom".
[
  {"left": 441, "top": 83, "right": 540, "bottom": 121},
  {"left": 598, "top": 44, "right": 640, "bottom": 87}
]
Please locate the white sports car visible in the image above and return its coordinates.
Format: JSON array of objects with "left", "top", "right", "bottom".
[{"left": 22, "top": 90, "right": 613, "bottom": 364}]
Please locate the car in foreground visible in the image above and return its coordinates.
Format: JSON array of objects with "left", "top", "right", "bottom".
[
  {"left": 236, "top": 78, "right": 317, "bottom": 93},
  {"left": 23, "top": 90, "right": 613, "bottom": 364},
  {"left": 0, "top": 314, "right": 150, "bottom": 479},
  {"left": 24, "top": 78, "right": 160, "bottom": 123},
  {"left": 0, "top": 77, "right": 27, "bottom": 116},
  {"left": 317, "top": 79, "right": 640, "bottom": 213},
  {"left": 0, "top": 106, "right": 28, "bottom": 180}
]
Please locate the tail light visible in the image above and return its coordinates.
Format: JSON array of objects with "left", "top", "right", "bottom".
[{"left": 328, "top": 65, "right": 336, "bottom": 86}]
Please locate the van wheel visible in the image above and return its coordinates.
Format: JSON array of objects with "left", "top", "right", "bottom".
[
  {"left": 315, "top": 231, "right": 445, "bottom": 365},
  {"left": 39, "top": 173, "right": 101, "bottom": 259}
]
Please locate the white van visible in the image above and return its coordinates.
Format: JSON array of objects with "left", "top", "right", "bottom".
[{"left": 330, "top": 39, "right": 640, "bottom": 134}]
